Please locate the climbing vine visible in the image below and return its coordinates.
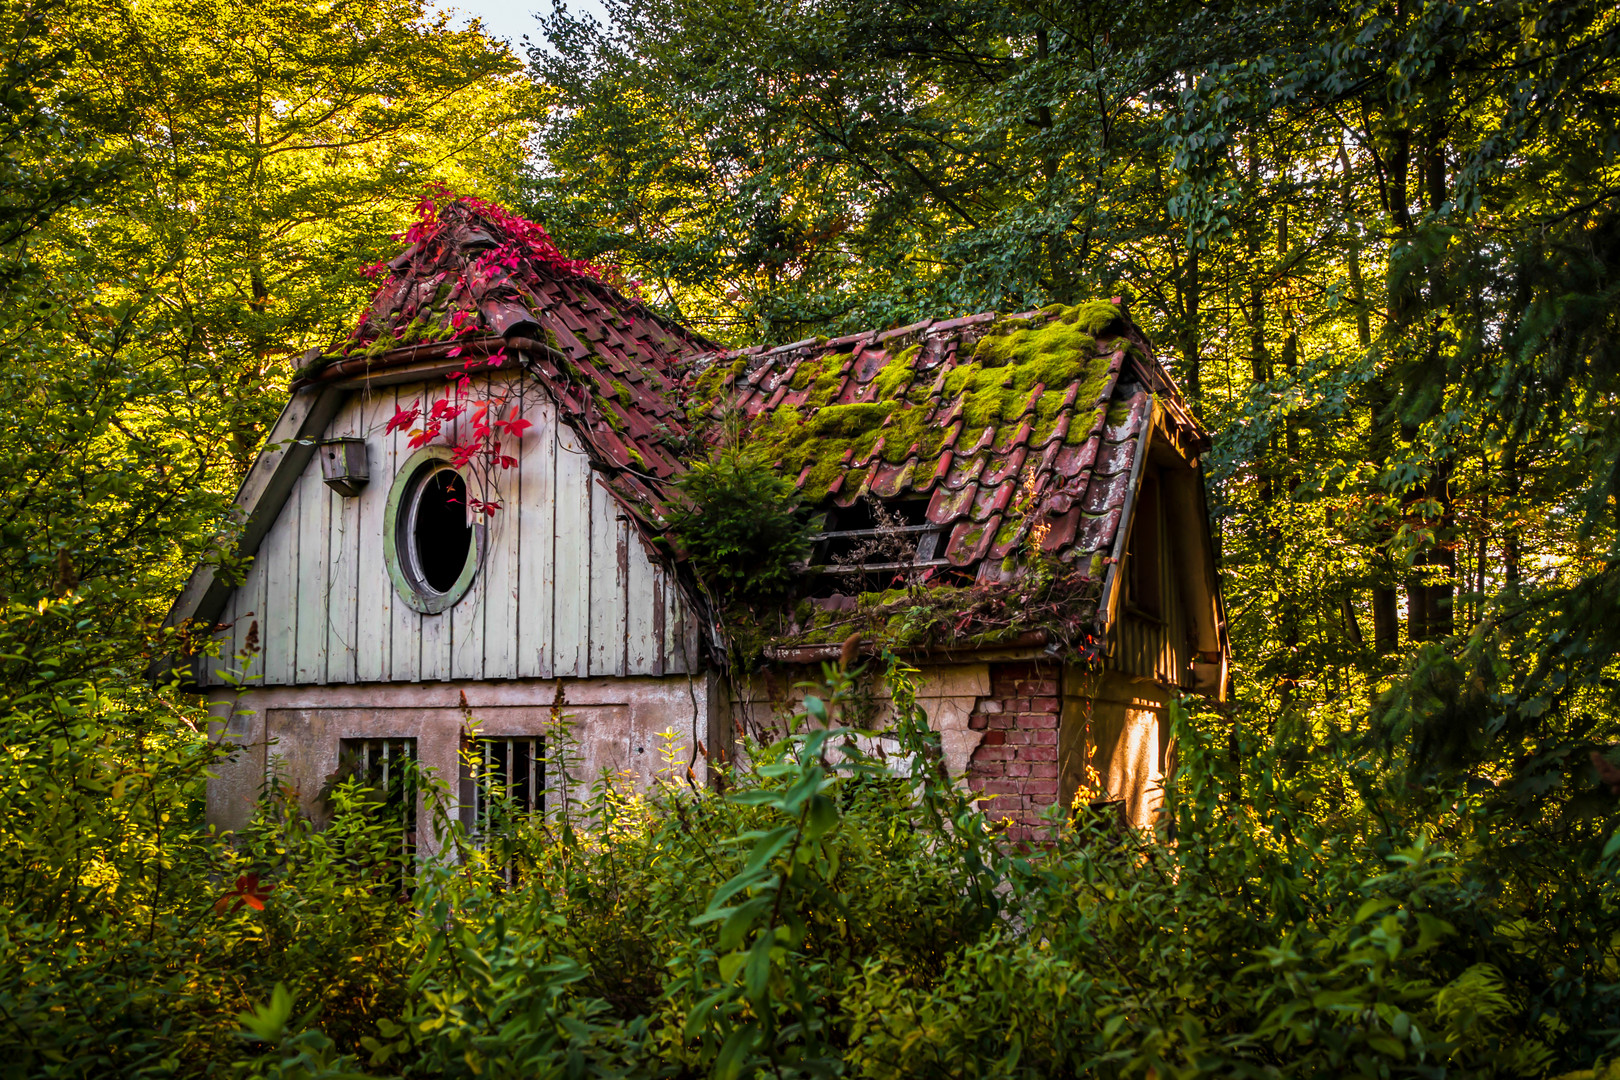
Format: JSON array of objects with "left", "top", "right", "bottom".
[{"left": 349, "top": 185, "right": 632, "bottom": 517}]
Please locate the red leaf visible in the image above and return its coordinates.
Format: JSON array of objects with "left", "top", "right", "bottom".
[
  {"left": 384, "top": 404, "right": 420, "bottom": 435},
  {"left": 216, "top": 871, "right": 274, "bottom": 915}
]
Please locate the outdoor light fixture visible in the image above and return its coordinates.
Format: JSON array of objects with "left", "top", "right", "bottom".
[{"left": 319, "top": 437, "right": 370, "bottom": 496}]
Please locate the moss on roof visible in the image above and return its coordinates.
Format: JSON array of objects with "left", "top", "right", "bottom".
[{"left": 737, "top": 302, "right": 1124, "bottom": 502}]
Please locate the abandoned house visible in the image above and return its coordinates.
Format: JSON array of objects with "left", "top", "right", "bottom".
[{"left": 165, "top": 197, "right": 1229, "bottom": 846}]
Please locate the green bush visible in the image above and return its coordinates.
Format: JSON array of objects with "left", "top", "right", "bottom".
[
  {"left": 0, "top": 615, "right": 1615, "bottom": 1077},
  {"left": 664, "top": 443, "right": 812, "bottom": 605}
]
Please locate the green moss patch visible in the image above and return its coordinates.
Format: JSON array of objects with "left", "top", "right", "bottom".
[
  {"left": 732, "top": 560, "right": 1108, "bottom": 662},
  {"left": 691, "top": 356, "right": 750, "bottom": 403},
  {"left": 712, "top": 301, "right": 1127, "bottom": 502}
]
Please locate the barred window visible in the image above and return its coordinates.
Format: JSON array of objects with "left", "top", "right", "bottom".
[
  {"left": 461, "top": 736, "right": 545, "bottom": 834},
  {"left": 335, "top": 737, "right": 418, "bottom": 876}
]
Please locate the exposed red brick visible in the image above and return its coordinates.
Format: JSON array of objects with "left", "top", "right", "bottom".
[
  {"left": 1006, "top": 763, "right": 1032, "bottom": 777},
  {"left": 1024, "top": 745, "right": 1059, "bottom": 761},
  {"left": 980, "top": 729, "right": 1006, "bottom": 745},
  {"left": 973, "top": 745, "right": 1014, "bottom": 762},
  {"left": 1019, "top": 713, "right": 1060, "bottom": 729},
  {"left": 1031, "top": 696, "right": 1060, "bottom": 713},
  {"left": 1028, "top": 762, "right": 1059, "bottom": 778},
  {"left": 1024, "top": 779, "right": 1059, "bottom": 796},
  {"left": 968, "top": 713, "right": 988, "bottom": 730}
]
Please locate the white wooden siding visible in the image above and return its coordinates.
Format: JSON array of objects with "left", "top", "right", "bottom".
[{"left": 202, "top": 369, "right": 696, "bottom": 687}]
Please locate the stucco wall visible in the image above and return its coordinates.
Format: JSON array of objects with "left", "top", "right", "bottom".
[
  {"left": 205, "top": 674, "right": 722, "bottom": 849},
  {"left": 730, "top": 663, "right": 991, "bottom": 780},
  {"left": 1059, "top": 670, "right": 1172, "bottom": 831},
  {"left": 205, "top": 661, "right": 1175, "bottom": 850}
]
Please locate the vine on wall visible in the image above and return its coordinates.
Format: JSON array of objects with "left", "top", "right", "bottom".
[{"left": 351, "top": 185, "right": 632, "bottom": 517}]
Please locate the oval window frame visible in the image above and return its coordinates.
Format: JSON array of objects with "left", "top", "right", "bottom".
[{"left": 383, "top": 446, "right": 485, "bottom": 615}]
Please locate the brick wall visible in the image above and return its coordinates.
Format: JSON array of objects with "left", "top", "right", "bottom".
[{"left": 965, "top": 661, "right": 1062, "bottom": 843}]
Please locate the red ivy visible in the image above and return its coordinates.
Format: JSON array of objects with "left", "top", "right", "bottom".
[{"left": 216, "top": 872, "right": 274, "bottom": 914}]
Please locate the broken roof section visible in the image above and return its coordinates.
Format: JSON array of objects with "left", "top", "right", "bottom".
[
  {"left": 290, "top": 195, "right": 1211, "bottom": 655},
  {"left": 687, "top": 302, "right": 1207, "bottom": 584},
  {"left": 295, "top": 195, "right": 714, "bottom": 516}
]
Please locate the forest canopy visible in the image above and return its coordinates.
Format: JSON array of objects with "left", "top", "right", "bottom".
[{"left": 1, "top": 0, "right": 1618, "bottom": 1074}]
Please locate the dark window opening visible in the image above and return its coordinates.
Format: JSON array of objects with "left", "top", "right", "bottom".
[
  {"left": 1126, "top": 469, "right": 1163, "bottom": 619},
  {"left": 407, "top": 465, "right": 473, "bottom": 594},
  {"left": 335, "top": 737, "right": 418, "bottom": 881},
  {"left": 459, "top": 736, "right": 544, "bottom": 885},
  {"left": 804, "top": 497, "right": 946, "bottom": 597}
]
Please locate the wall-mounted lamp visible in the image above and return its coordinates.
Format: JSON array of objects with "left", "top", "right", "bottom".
[{"left": 319, "top": 437, "right": 369, "bottom": 496}]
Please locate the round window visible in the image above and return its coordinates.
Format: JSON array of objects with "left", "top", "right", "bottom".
[{"left": 384, "top": 447, "right": 484, "bottom": 614}]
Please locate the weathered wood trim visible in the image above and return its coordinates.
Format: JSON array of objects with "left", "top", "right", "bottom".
[
  {"left": 1096, "top": 395, "right": 1157, "bottom": 648},
  {"left": 1194, "top": 459, "right": 1232, "bottom": 700},
  {"left": 161, "top": 381, "right": 349, "bottom": 647},
  {"left": 763, "top": 630, "right": 1049, "bottom": 664},
  {"left": 303, "top": 336, "right": 564, "bottom": 391}
]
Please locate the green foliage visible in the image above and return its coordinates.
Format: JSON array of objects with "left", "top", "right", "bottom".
[
  {"left": 3, "top": 652, "right": 1616, "bottom": 1075},
  {"left": 0, "top": 0, "right": 1618, "bottom": 1073},
  {"left": 665, "top": 443, "right": 811, "bottom": 604},
  {"left": 530, "top": 0, "right": 1620, "bottom": 842}
]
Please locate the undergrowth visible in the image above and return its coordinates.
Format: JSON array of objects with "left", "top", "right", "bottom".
[{"left": 0, "top": 598, "right": 1617, "bottom": 1077}]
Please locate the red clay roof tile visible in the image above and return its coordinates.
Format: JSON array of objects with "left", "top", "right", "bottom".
[{"left": 307, "top": 199, "right": 1211, "bottom": 649}]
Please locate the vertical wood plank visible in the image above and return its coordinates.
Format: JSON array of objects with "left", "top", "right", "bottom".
[
  {"left": 325, "top": 397, "right": 361, "bottom": 684},
  {"left": 295, "top": 463, "right": 331, "bottom": 685},
  {"left": 196, "top": 577, "right": 236, "bottom": 688},
  {"left": 262, "top": 476, "right": 299, "bottom": 685},
  {"left": 450, "top": 533, "right": 486, "bottom": 681},
  {"left": 552, "top": 422, "right": 591, "bottom": 677},
  {"left": 229, "top": 545, "right": 269, "bottom": 686},
  {"left": 419, "top": 582, "right": 451, "bottom": 683},
  {"left": 389, "top": 385, "right": 423, "bottom": 683},
  {"left": 663, "top": 571, "right": 685, "bottom": 675},
  {"left": 481, "top": 375, "right": 523, "bottom": 680},
  {"left": 589, "top": 479, "right": 628, "bottom": 676},
  {"left": 625, "top": 535, "right": 657, "bottom": 675},
  {"left": 515, "top": 387, "right": 556, "bottom": 679},
  {"left": 355, "top": 388, "right": 394, "bottom": 682}
]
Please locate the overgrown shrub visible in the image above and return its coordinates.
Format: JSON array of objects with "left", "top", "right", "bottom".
[
  {"left": 0, "top": 610, "right": 1616, "bottom": 1077},
  {"left": 664, "top": 443, "right": 811, "bottom": 605}
]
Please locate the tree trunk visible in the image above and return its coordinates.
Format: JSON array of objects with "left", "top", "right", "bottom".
[
  {"left": 1351, "top": 234, "right": 1399, "bottom": 653},
  {"left": 1181, "top": 243, "right": 1202, "bottom": 420}
]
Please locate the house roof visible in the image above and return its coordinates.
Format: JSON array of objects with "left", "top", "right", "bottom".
[
  {"left": 686, "top": 302, "right": 1206, "bottom": 581},
  {"left": 294, "top": 197, "right": 713, "bottom": 516},
  {"left": 182, "top": 197, "right": 1213, "bottom": 665}
]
